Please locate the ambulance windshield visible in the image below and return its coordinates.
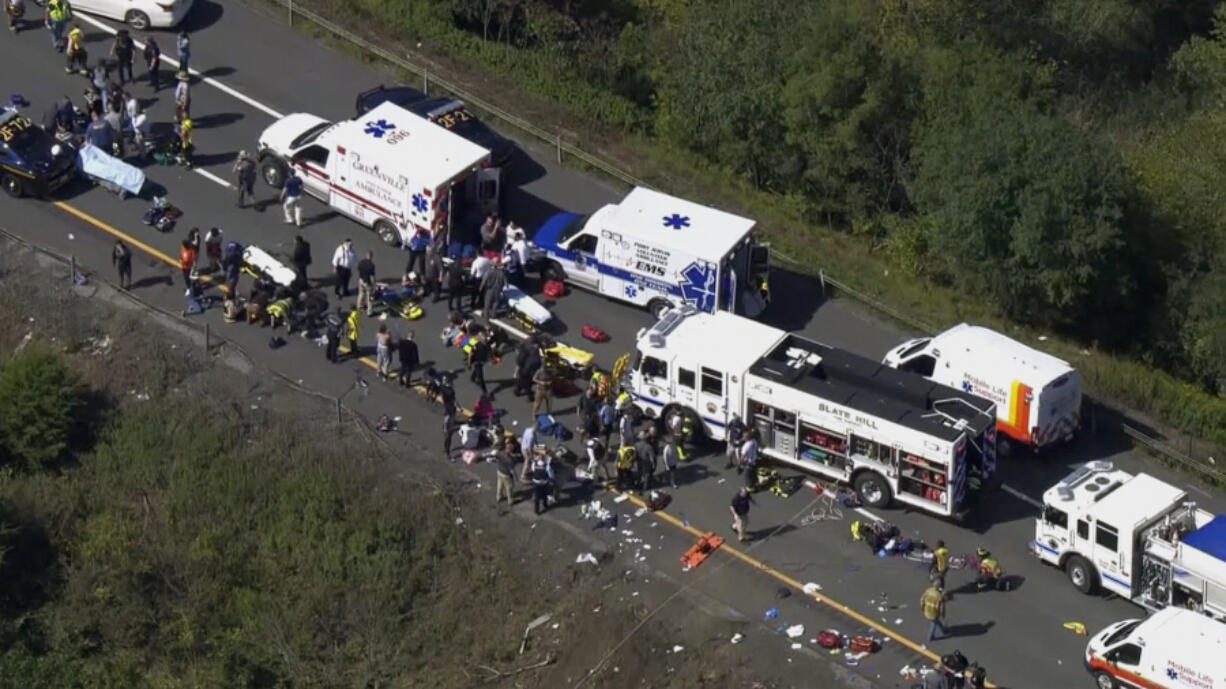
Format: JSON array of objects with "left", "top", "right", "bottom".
[
  {"left": 1103, "top": 620, "right": 1140, "bottom": 647},
  {"left": 290, "top": 122, "right": 333, "bottom": 149}
]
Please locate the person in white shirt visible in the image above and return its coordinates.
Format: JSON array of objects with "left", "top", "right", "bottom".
[
  {"left": 469, "top": 254, "right": 493, "bottom": 310},
  {"left": 131, "top": 106, "right": 149, "bottom": 154},
  {"left": 519, "top": 424, "right": 538, "bottom": 481},
  {"left": 331, "top": 238, "right": 356, "bottom": 299}
]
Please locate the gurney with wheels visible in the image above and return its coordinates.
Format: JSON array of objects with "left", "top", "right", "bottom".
[
  {"left": 77, "top": 143, "right": 144, "bottom": 198},
  {"left": 241, "top": 246, "right": 297, "bottom": 288},
  {"left": 503, "top": 284, "right": 552, "bottom": 332}
]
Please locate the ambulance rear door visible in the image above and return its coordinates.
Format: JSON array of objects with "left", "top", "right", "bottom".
[{"left": 475, "top": 167, "right": 501, "bottom": 216}]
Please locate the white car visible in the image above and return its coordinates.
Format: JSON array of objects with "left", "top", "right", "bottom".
[{"left": 70, "top": 0, "right": 195, "bottom": 30}]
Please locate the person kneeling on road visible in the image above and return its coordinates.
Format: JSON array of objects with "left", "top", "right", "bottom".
[{"left": 975, "top": 548, "right": 1009, "bottom": 592}]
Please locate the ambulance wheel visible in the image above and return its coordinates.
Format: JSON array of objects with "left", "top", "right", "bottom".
[
  {"left": 1, "top": 173, "right": 23, "bottom": 198},
  {"left": 1093, "top": 671, "right": 1118, "bottom": 689},
  {"left": 854, "top": 472, "right": 891, "bottom": 508},
  {"left": 647, "top": 298, "right": 672, "bottom": 320},
  {"left": 1065, "top": 555, "right": 1098, "bottom": 595},
  {"left": 374, "top": 220, "right": 399, "bottom": 246},
  {"left": 541, "top": 261, "right": 566, "bottom": 283},
  {"left": 124, "top": 9, "right": 150, "bottom": 30},
  {"left": 997, "top": 437, "right": 1014, "bottom": 458},
  {"left": 260, "top": 156, "right": 287, "bottom": 189}
]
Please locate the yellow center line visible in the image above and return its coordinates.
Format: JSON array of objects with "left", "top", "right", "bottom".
[{"left": 51, "top": 199, "right": 993, "bottom": 685}]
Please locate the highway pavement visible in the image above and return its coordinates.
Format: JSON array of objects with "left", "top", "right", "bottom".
[{"left": 3, "top": 4, "right": 1225, "bottom": 687}]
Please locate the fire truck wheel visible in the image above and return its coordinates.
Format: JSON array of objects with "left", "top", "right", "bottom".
[
  {"left": 997, "top": 437, "right": 1014, "bottom": 458},
  {"left": 854, "top": 472, "right": 891, "bottom": 508},
  {"left": 1093, "top": 671, "right": 1118, "bottom": 689},
  {"left": 1065, "top": 555, "right": 1098, "bottom": 595}
]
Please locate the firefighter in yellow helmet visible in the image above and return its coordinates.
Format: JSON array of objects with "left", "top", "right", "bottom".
[
  {"left": 177, "top": 115, "right": 194, "bottom": 168},
  {"left": 345, "top": 308, "right": 361, "bottom": 358}
]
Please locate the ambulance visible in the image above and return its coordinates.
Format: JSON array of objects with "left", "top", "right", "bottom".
[
  {"left": 532, "top": 187, "right": 771, "bottom": 319},
  {"left": 883, "top": 323, "right": 1082, "bottom": 454},
  {"left": 255, "top": 101, "right": 501, "bottom": 247},
  {"left": 1085, "top": 607, "right": 1226, "bottom": 689}
]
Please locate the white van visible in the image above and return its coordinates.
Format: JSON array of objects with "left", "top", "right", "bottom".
[
  {"left": 532, "top": 187, "right": 770, "bottom": 319},
  {"left": 256, "top": 101, "right": 501, "bottom": 247},
  {"left": 883, "top": 323, "right": 1082, "bottom": 454},
  {"left": 1085, "top": 607, "right": 1226, "bottom": 689}
]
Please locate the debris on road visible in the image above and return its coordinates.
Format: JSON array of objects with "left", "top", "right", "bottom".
[
  {"left": 785, "top": 625, "right": 804, "bottom": 639},
  {"left": 575, "top": 552, "right": 598, "bottom": 565},
  {"left": 680, "top": 533, "right": 723, "bottom": 571},
  {"left": 518, "top": 613, "right": 552, "bottom": 655},
  {"left": 764, "top": 608, "right": 780, "bottom": 621},
  {"left": 730, "top": 633, "right": 744, "bottom": 644},
  {"left": 1063, "top": 621, "right": 1087, "bottom": 636}
]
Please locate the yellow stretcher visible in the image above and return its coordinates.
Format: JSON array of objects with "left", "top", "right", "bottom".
[{"left": 544, "top": 342, "right": 594, "bottom": 376}]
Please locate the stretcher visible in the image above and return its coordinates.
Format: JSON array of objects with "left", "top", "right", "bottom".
[
  {"left": 503, "top": 284, "right": 551, "bottom": 332},
  {"left": 77, "top": 143, "right": 144, "bottom": 197},
  {"left": 544, "top": 341, "right": 594, "bottom": 377},
  {"left": 241, "top": 246, "right": 297, "bottom": 288}
]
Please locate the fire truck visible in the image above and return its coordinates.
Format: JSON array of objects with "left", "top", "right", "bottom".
[
  {"left": 1033, "top": 461, "right": 1226, "bottom": 621},
  {"left": 627, "top": 307, "right": 997, "bottom": 518}
]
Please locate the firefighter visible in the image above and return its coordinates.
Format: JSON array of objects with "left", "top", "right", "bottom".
[
  {"left": 615, "top": 444, "right": 636, "bottom": 492},
  {"left": 975, "top": 547, "right": 1009, "bottom": 591}
]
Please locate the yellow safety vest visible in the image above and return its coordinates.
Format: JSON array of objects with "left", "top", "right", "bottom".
[
  {"left": 616, "top": 390, "right": 631, "bottom": 409},
  {"left": 346, "top": 311, "right": 360, "bottom": 340},
  {"left": 934, "top": 546, "right": 950, "bottom": 573},
  {"left": 267, "top": 298, "right": 291, "bottom": 320},
  {"left": 616, "top": 445, "right": 636, "bottom": 470},
  {"left": 980, "top": 557, "right": 1002, "bottom": 578},
  {"left": 179, "top": 119, "right": 193, "bottom": 147},
  {"left": 49, "top": 0, "right": 69, "bottom": 22}
]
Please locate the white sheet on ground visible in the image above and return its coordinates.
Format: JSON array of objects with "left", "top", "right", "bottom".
[{"left": 77, "top": 144, "right": 144, "bottom": 195}]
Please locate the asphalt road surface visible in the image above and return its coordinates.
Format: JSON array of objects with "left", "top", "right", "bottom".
[{"left": 3, "top": 4, "right": 1225, "bottom": 687}]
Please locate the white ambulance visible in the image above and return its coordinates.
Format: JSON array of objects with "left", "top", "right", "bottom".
[
  {"left": 532, "top": 187, "right": 771, "bottom": 319},
  {"left": 255, "top": 101, "right": 501, "bottom": 247},
  {"left": 883, "top": 323, "right": 1082, "bottom": 454},
  {"left": 1085, "top": 607, "right": 1226, "bottom": 689}
]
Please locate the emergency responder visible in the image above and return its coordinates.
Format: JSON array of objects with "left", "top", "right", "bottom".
[
  {"left": 64, "top": 22, "right": 86, "bottom": 73},
  {"left": 931, "top": 539, "right": 950, "bottom": 589},
  {"left": 530, "top": 365, "right": 552, "bottom": 417},
  {"left": 177, "top": 115, "right": 193, "bottom": 168},
  {"left": 466, "top": 330, "right": 490, "bottom": 396},
  {"left": 615, "top": 444, "right": 636, "bottom": 492},
  {"left": 45, "top": 0, "right": 69, "bottom": 50},
  {"left": 975, "top": 548, "right": 1009, "bottom": 591},
  {"left": 479, "top": 260, "right": 507, "bottom": 319},
  {"left": 529, "top": 456, "right": 552, "bottom": 515},
  {"left": 345, "top": 308, "right": 361, "bottom": 358},
  {"left": 143, "top": 37, "right": 161, "bottom": 90},
  {"left": 174, "top": 71, "right": 190, "bottom": 121},
  {"left": 725, "top": 413, "right": 746, "bottom": 468},
  {"left": 233, "top": 150, "right": 257, "bottom": 208},
  {"left": 921, "top": 582, "right": 947, "bottom": 644},
  {"left": 576, "top": 384, "right": 600, "bottom": 445}
]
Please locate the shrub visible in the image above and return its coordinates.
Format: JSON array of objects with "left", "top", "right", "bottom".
[{"left": 0, "top": 347, "right": 90, "bottom": 470}]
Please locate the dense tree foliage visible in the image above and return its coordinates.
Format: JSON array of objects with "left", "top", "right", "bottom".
[
  {"left": 381, "top": 0, "right": 1226, "bottom": 394},
  {"left": 0, "top": 347, "right": 91, "bottom": 469}
]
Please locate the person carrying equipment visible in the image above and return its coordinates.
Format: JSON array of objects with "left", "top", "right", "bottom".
[
  {"left": 975, "top": 547, "right": 1009, "bottom": 591},
  {"left": 7, "top": 0, "right": 25, "bottom": 33}
]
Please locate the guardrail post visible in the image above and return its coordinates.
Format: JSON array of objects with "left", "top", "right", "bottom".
[
  {"left": 556, "top": 131, "right": 562, "bottom": 164},
  {"left": 204, "top": 322, "right": 210, "bottom": 353},
  {"left": 819, "top": 269, "right": 826, "bottom": 294},
  {"left": 288, "top": 0, "right": 293, "bottom": 26},
  {"left": 336, "top": 397, "right": 343, "bottom": 426},
  {"left": 423, "top": 69, "right": 428, "bottom": 95},
  {"left": 69, "top": 255, "right": 76, "bottom": 285}
]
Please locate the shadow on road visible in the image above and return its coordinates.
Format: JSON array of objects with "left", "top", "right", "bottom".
[{"left": 181, "top": 0, "right": 225, "bottom": 33}]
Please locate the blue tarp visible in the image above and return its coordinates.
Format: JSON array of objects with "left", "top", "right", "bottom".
[
  {"left": 77, "top": 144, "right": 145, "bottom": 195},
  {"left": 1183, "top": 515, "right": 1226, "bottom": 562}
]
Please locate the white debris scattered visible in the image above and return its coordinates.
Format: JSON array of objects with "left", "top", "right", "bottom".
[
  {"left": 894, "top": 618, "right": 903, "bottom": 625},
  {"left": 671, "top": 645, "right": 684, "bottom": 653},
  {"left": 576, "top": 552, "right": 598, "bottom": 565},
  {"left": 67, "top": 233, "right": 75, "bottom": 240},
  {"left": 730, "top": 633, "right": 744, "bottom": 644},
  {"left": 786, "top": 625, "right": 804, "bottom": 639},
  {"left": 791, "top": 643, "right": 802, "bottom": 650},
  {"left": 634, "top": 507, "right": 647, "bottom": 517},
  {"left": 803, "top": 582, "right": 822, "bottom": 595}
]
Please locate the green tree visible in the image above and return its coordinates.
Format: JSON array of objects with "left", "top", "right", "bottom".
[
  {"left": 0, "top": 348, "right": 90, "bottom": 470},
  {"left": 908, "top": 48, "right": 1133, "bottom": 330},
  {"left": 653, "top": 0, "right": 802, "bottom": 190}
]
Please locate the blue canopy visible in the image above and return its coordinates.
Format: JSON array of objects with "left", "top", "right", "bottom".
[{"left": 1183, "top": 515, "right": 1226, "bottom": 562}]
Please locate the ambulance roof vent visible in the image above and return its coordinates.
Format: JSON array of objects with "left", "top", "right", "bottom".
[{"left": 784, "top": 346, "right": 821, "bottom": 370}]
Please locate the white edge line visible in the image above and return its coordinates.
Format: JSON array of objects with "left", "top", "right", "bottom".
[
  {"left": 1000, "top": 483, "right": 1043, "bottom": 508},
  {"left": 75, "top": 15, "right": 285, "bottom": 120},
  {"left": 801, "top": 479, "right": 882, "bottom": 522},
  {"left": 193, "top": 168, "right": 231, "bottom": 188},
  {"left": 1186, "top": 483, "right": 1212, "bottom": 498}
]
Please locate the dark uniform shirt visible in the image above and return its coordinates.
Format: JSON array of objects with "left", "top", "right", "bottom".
[{"left": 357, "top": 258, "right": 375, "bottom": 285}]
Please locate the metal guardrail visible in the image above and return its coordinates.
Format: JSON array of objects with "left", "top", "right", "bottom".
[{"left": 1121, "top": 422, "right": 1225, "bottom": 486}]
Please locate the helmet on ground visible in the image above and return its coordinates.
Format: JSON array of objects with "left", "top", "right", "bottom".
[{"left": 977, "top": 547, "right": 990, "bottom": 558}]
